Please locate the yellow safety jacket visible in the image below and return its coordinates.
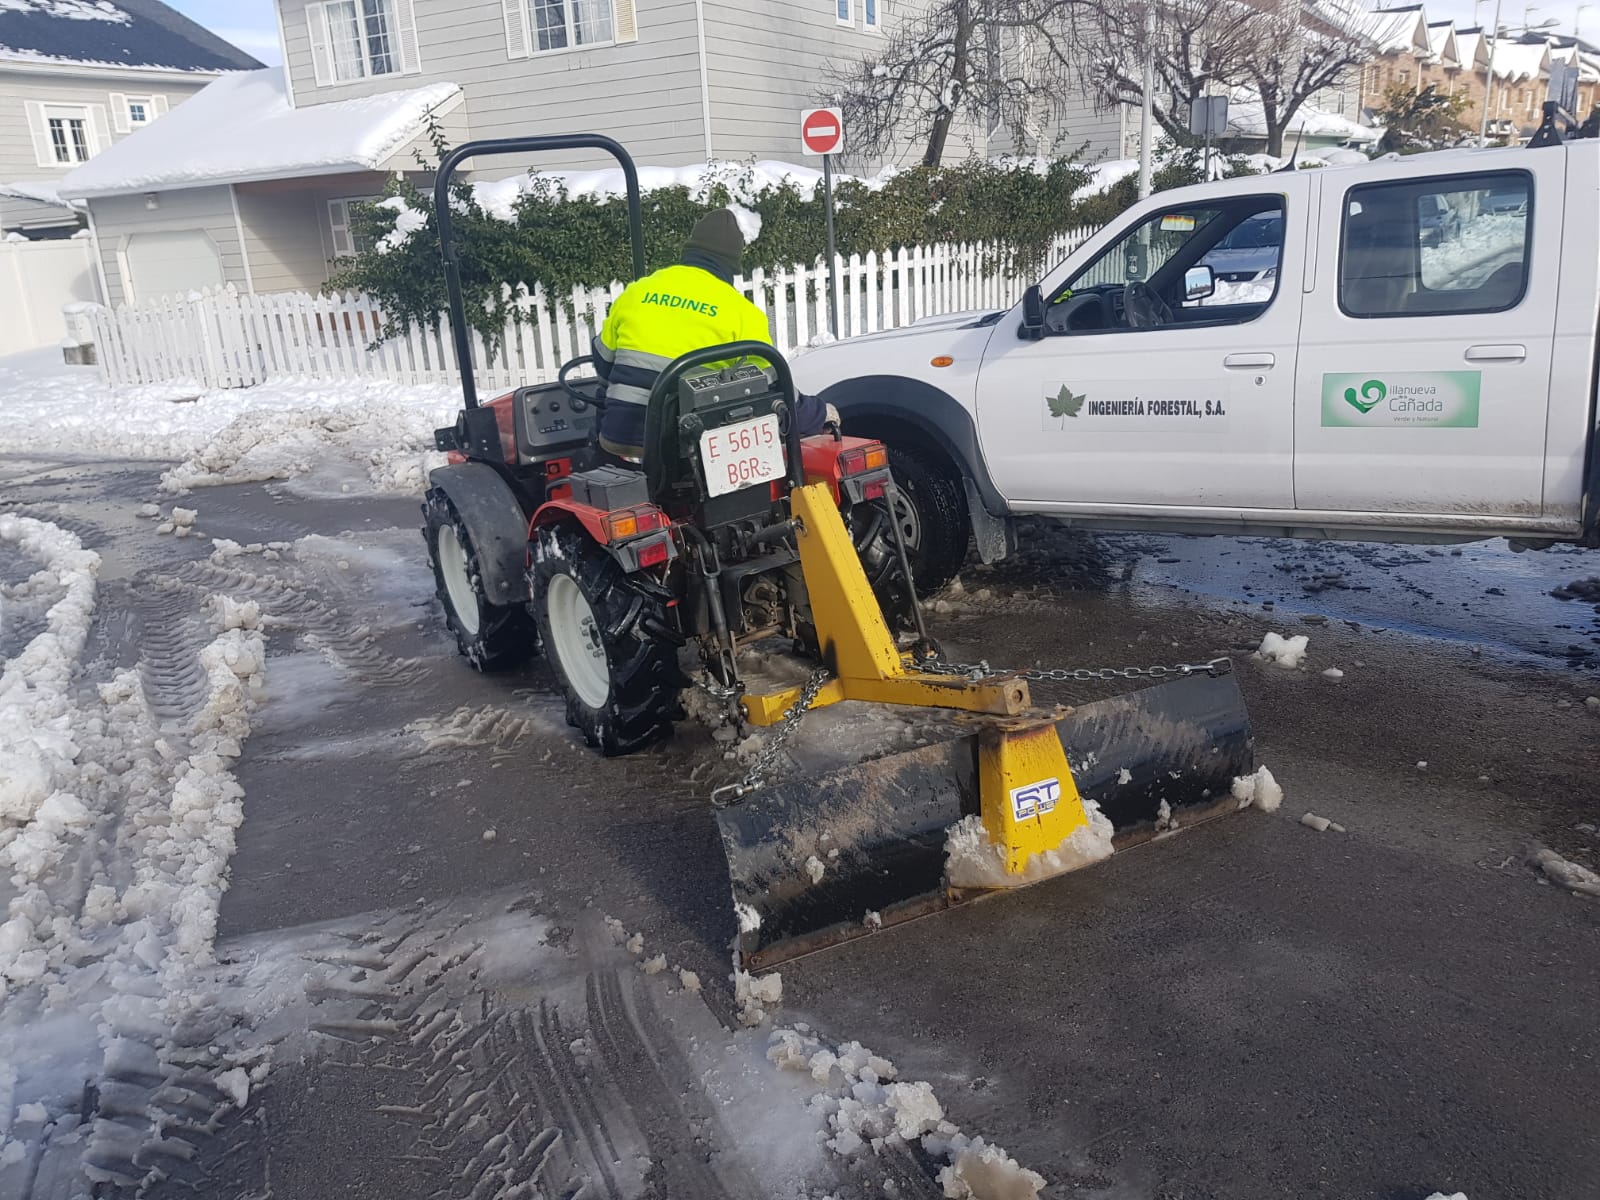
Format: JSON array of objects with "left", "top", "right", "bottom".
[{"left": 594, "top": 263, "right": 772, "bottom": 455}]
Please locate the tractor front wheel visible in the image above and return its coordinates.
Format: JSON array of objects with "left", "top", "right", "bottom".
[
  {"left": 423, "top": 488, "right": 536, "bottom": 671},
  {"left": 530, "top": 523, "right": 683, "bottom": 756}
]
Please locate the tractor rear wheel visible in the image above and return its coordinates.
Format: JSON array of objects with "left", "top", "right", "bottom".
[
  {"left": 423, "top": 488, "right": 536, "bottom": 671},
  {"left": 530, "top": 523, "right": 683, "bottom": 756}
]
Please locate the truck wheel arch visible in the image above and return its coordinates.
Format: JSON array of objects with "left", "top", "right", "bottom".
[{"left": 816, "top": 375, "right": 1008, "bottom": 517}]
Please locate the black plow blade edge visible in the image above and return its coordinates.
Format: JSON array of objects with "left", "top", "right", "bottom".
[{"left": 716, "top": 670, "right": 1253, "bottom": 970}]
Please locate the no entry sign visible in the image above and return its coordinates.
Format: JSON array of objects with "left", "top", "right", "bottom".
[{"left": 800, "top": 107, "right": 844, "bottom": 156}]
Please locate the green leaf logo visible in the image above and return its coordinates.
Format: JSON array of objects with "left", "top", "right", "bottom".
[
  {"left": 1343, "top": 379, "right": 1386, "bottom": 414},
  {"left": 1048, "top": 385, "right": 1086, "bottom": 419}
]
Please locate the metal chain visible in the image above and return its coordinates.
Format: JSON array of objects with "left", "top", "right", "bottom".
[
  {"left": 921, "top": 655, "right": 1234, "bottom": 684},
  {"left": 709, "top": 666, "right": 831, "bottom": 808}
]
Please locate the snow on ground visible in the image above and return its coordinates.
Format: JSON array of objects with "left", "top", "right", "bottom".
[
  {"left": 1420, "top": 212, "right": 1525, "bottom": 290},
  {"left": 1232, "top": 766, "right": 1284, "bottom": 813},
  {"left": 0, "top": 349, "right": 454, "bottom": 495},
  {"left": 0, "top": 515, "right": 271, "bottom": 1176},
  {"left": 1256, "top": 631, "right": 1310, "bottom": 669}
]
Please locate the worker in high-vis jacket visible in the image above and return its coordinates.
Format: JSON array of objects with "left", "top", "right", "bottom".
[{"left": 593, "top": 208, "right": 828, "bottom": 459}]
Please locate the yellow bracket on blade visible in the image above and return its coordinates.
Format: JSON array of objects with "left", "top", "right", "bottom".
[
  {"left": 742, "top": 482, "right": 1098, "bottom": 884},
  {"left": 742, "top": 481, "right": 1030, "bottom": 725}
]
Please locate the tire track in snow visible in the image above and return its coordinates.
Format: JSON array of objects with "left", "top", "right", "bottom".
[{"left": 176, "top": 560, "right": 428, "bottom": 688}]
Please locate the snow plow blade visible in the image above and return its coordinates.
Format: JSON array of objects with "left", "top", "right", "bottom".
[{"left": 716, "top": 670, "right": 1253, "bottom": 971}]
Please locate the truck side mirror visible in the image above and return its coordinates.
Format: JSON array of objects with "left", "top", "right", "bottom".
[
  {"left": 1184, "top": 264, "right": 1216, "bottom": 302},
  {"left": 1019, "top": 285, "right": 1046, "bottom": 341}
]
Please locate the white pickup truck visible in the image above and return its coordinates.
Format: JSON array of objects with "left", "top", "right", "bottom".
[{"left": 798, "top": 138, "right": 1600, "bottom": 590}]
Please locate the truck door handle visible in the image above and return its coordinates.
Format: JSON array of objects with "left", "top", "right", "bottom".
[
  {"left": 1223, "top": 353, "right": 1275, "bottom": 369},
  {"left": 1465, "top": 344, "right": 1526, "bottom": 363}
]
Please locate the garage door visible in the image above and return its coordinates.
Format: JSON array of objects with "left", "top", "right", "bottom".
[{"left": 122, "top": 230, "right": 223, "bottom": 302}]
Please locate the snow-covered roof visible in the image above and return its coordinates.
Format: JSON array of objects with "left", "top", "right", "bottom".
[
  {"left": 1453, "top": 29, "right": 1489, "bottom": 69},
  {"left": 1426, "top": 22, "right": 1458, "bottom": 66},
  {"left": 1550, "top": 43, "right": 1600, "bottom": 83},
  {"left": 1489, "top": 40, "right": 1550, "bottom": 83},
  {"left": 59, "top": 68, "right": 462, "bottom": 199},
  {"left": 1371, "top": 6, "right": 1430, "bottom": 55},
  {"left": 0, "top": 0, "right": 260, "bottom": 74},
  {"left": 0, "top": 178, "right": 79, "bottom": 210},
  {"left": 1227, "top": 91, "right": 1383, "bottom": 145}
]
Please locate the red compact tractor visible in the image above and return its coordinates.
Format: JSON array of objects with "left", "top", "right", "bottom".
[{"left": 421, "top": 135, "right": 915, "bottom": 753}]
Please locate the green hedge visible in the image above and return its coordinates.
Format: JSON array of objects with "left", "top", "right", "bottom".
[{"left": 331, "top": 129, "right": 1262, "bottom": 346}]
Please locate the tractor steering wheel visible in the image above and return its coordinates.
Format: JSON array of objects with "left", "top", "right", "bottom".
[
  {"left": 1122, "top": 281, "right": 1174, "bottom": 329},
  {"left": 558, "top": 354, "right": 605, "bottom": 410}
]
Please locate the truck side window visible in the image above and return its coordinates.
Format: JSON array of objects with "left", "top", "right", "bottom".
[
  {"left": 1339, "top": 171, "right": 1531, "bottom": 319},
  {"left": 1051, "top": 197, "right": 1285, "bottom": 334}
]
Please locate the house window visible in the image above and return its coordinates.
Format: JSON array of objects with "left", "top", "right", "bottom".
[
  {"left": 322, "top": 0, "right": 396, "bottom": 79},
  {"left": 128, "top": 100, "right": 149, "bottom": 125},
  {"left": 42, "top": 104, "right": 93, "bottom": 164},
  {"left": 529, "top": 0, "right": 614, "bottom": 51},
  {"left": 864, "top": 0, "right": 878, "bottom": 29},
  {"left": 328, "top": 196, "right": 381, "bottom": 257},
  {"left": 837, "top": 0, "right": 853, "bottom": 26}
]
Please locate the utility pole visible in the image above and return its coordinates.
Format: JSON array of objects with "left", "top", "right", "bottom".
[
  {"left": 1480, "top": 0, "right": 1504, "bottom": 145},
  {"left": 1137, "top": 2, "right": 1154, "bottom": 198}
]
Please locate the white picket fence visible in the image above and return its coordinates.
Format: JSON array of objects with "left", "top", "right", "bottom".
[{"left": 85, "top": 229, "right": 1099, "bottom": 390}]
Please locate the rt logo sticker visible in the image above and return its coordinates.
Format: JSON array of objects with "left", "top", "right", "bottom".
[{"left": 1010, "top": 778, "right": 1061, "bottom": 822}]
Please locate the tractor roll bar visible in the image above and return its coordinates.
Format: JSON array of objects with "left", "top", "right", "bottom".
[
  {"left": 434, "top": 134, "right": 645, "bottom": 409},
  {"left": 647, "top": 343, "right": 805, "bottom": 496}
]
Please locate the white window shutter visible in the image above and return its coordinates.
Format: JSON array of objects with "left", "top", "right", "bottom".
[
  {"left": 153, "top": 95, "right": 169, "bottom": 116},
  {"left": 613, "top": 0, "right": 637, "bottom": 43},
  {"left": 309, "top": 4, "right": 334, "bottom": 87},
  {"left": 502, "top": 0, "right": 529, "bottom": 58},
  {"left": 395, "top": 0, "right": 422, "bottom": 73},
  {"left": 110, "top": 92, "right": 130, "bottom": 133},
  {"left": 25, "top": 101, "right": 54, "bottom": 167},
  {"left": 88, "top": 105, "right": 110, "bottom": 155}
]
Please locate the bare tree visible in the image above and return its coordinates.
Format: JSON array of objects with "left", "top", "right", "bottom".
[
  {"left": 1076, "top": 0, "right": 1377, "bottom": 156},
  {"left": 1077, "top": 0, "right": 1259, "bottom": 144},
  {"left": 1242, "top": 0, "right": 1376, "bottom": 156},
  {"left": 823, "top": 0, "right": 1083, "bottom": 167}
]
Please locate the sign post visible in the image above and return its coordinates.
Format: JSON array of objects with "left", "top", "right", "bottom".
[
  {"left": 1189, "top": 96, "right": 1229, "bottom": 180},
  {"left": 801, "top": 106, "right": 845, "bottom": 338}
]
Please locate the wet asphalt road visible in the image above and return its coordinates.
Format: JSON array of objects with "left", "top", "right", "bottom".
[{"left": 4, "top": 453, "right": 1599, "bottom": 1199}]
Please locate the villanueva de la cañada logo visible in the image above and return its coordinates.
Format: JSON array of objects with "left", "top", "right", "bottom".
[{"left": 1322, "top": 371, "right": 1481, "bottom": 429}]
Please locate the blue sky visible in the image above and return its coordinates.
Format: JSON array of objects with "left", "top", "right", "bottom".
[
  {"left": 164, "top": 0, "right": 1596, "bottom": 69},
  {"left": 164, "top": 0, "right": 281, "bottom": 65}
]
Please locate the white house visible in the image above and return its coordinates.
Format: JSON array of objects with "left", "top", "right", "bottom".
[{"left": 0, "top": 0, "right": 260, "bottom": 237}]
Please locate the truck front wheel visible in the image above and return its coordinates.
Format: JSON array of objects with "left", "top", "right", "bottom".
[{"left": 886, "top": 447, "right": 969, "bottom": 594}]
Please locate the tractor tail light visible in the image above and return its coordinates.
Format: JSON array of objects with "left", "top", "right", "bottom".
[
  {"left": 637, "top": 537, "right": 671, "bottom": 569},
  {"left": 838, "top": 442, "right": 889, "bottom": 476},
  {"left": 604, "top": 504, "right": 667, "bottom": 543}
]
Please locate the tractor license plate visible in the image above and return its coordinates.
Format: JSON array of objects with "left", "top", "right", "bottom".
[{"left": 699, "top": 414, "right": 784, "bottom": 498}]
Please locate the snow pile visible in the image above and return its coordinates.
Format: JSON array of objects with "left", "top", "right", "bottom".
[
  {"left": 943, "top": 801, "right": 1114, "bottom": 890},
  {"left": 1424, "top": 1193, "right": 1468, "bottom": 1200},
  {"left": 0, "top": 516, "right": 100, "bottom": 895},
  {"left": 60, "top": 70, "right": 461, "bottom": 197},
  {"left": 767, "top": 1029, "right": 1046, "bottom": 1198},
  {"left": 0, "top": 351, "right": 456, "bottom": 495},
  {"left": 1255, "top": 631, "right": 1309, "bottom": 669},
  {"left": 0, "top": 519, "right": 271, "bottom": 1157},
  {"left": 1232, "top": 765, "right": 1283, "bottom": 813},
  {"left": 1420, "top": 212, "right": 1525, "bottom": 291},
  {"left": 1529, "top": 847, "right": 1600, "bottom": 898},
  {"left": 734, "top": 967, "right": 783, "bottom": 1026}
]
